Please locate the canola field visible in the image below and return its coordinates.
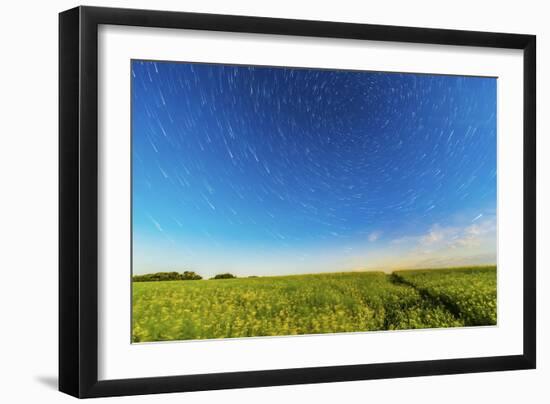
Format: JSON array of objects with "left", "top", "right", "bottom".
[{"left": 132, "top": 266, "right": 496, "bottom": 342}]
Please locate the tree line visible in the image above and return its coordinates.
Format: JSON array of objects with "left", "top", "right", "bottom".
[{"left": 132, "top": 271, "right": 237, "bottom": 282}]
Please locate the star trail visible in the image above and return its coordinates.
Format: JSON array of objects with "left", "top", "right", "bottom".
[{"left": 131, "top": 60, "right": 497, "bottom": 276}]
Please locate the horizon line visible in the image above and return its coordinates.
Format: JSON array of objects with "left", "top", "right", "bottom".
[{"left": 132, "top": 264, "right": 497, "bottom": 280}]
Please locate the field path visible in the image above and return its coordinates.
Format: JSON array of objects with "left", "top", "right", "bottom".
[
  {"left": 390, "top": 267, "right": 497, "bottom": 326},
  {"left": 388, "top": 273, "right": 462, "bottom": 321}
]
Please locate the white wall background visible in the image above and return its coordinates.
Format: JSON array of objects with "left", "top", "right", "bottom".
[{"left": 0, "top": 0, "right": 546, "bottom": 402}]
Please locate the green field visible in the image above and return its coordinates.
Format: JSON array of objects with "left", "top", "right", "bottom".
[{"left": 132, "top": 266, "right": 496, "bottom": 343}]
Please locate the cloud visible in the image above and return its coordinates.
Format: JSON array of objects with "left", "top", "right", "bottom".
[
  {"left": 379, "top": 217, "right": 497, "bottom": 269},
  {"left": 391, "top": 224, "right": 458, "bottom": 248},
  {"left": 368, "top": 231, "right": 381, "bottom": 242},
  {"left": 448, "top": 219, "right": 496, "bottom": 249},
  {"left": 419, "top": 224, "right": 450, "bottom": 246},
  {"left": 397, "top": 219, "right": 495, "bottom": 250}
]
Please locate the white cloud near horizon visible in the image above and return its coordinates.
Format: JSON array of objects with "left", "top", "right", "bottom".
[{"left": 364, "top": 217, "right": 496, "bottom": 270}]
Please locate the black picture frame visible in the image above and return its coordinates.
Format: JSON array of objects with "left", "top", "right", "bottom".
[{"left": 59, "top": 5, "right": 536, "bottom": 398}]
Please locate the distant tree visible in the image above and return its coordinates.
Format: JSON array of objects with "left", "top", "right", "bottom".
[
  {"left": 132, "top": 271, "right": 202, "bottom": 282},
  {"left": 181, "top": 271, "right": 202, "bottom": 280},
  {"left": 211, "top": 273, "right": 237, "bottom": 280},
  {"left": 132, "top": 272, "right": 179, "bottom": 282}
]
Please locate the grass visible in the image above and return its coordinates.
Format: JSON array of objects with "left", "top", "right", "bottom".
[
  {"left": 132, "top": 266, "right": 496, "bottom": 343},
  {"left": 392, "top": 266, "right": 497, "bottom": 325}
]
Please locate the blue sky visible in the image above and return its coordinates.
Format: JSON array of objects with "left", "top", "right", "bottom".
[{"left": 131, "top": 60, "right": 497, "bottom": 276}]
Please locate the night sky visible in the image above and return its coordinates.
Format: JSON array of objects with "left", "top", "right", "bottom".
[{"left": 132, "top": 60, "right": 497, "bottom": 276}]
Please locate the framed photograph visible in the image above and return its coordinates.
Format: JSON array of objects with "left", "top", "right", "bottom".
[{"left": 59, "top": 6, "right": 536, "bottom": 398}]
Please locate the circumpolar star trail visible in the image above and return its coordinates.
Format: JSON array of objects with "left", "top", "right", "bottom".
[{"left": 131, "top": 60, "right": 497, "bottom": 277}]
